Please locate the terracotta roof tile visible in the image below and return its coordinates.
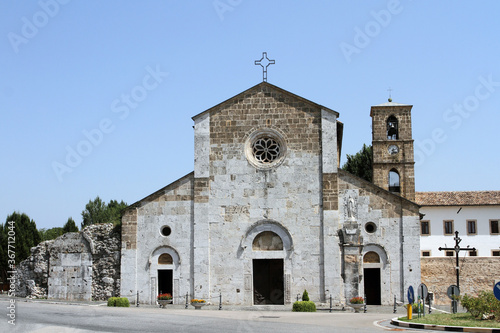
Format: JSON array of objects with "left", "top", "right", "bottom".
[{"left": 415, "top": 191, "right": 500, "bottom": 206}]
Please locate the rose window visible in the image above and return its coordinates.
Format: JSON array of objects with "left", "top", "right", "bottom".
[
  {"left": 252, "top": 137, "right": 280, "bottom": 163},
  {"left": 245, "top": 129, "right": 286, "bottom": 169}
]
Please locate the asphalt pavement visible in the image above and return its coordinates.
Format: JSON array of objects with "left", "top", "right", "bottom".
[{"left": 0, "top": 295, "right": 458, "bottom": 333}]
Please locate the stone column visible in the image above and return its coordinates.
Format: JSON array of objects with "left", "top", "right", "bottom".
[{"left": 340, "top": 221, "right": 363, "bottom": 302}]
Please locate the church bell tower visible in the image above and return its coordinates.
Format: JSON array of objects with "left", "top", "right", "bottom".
[{"left": 371, "top": 100, "right": 415, "bottom": 201}]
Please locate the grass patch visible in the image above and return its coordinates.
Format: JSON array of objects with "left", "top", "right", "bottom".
[{"left": 399, "top": 313, "right": 500, "bottom": 328}]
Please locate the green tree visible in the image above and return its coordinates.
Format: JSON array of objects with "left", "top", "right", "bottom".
[
  {"left": 63, "top": 217, "right": 79, "bottom": 233},
  {"left": 81, "top": 196, "right": 108, "bottom": 229},
  {"left": 341, "top": 144, "right": 373, "bottom": 182},
  {"left": 81, "top": 197, "right": 128, "bottom": 229},
  {"left": 106, "top": 200, "right": 128, "bottom": 226},
  {"left": 0, "top": 212, "right": 41, "bottom": 282},
  {"left": 39, "top": 227, "right": 64, "bottom": 241}
]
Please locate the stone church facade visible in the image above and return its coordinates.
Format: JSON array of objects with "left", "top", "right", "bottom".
[{"left": 120, "top": 82, "right": 421, "bottom": 306}]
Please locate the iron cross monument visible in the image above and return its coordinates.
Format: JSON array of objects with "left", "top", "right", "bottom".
[{"left": 438, "top": 231, "right": 476, "bottom": 290}]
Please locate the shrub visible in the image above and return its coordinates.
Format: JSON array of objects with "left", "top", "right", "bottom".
[
  {"left": 107, "top": 297, "right": 117, "bottom": 307},
  {"left": 107, "top": 297, "right": 130, "bottom": 307},
  {"left": 292, "top": 301, "right": 316, "bottom": 312},
  {"left": 115, "top": 297, "right": 130, "bottom": 307},
  {"left": 302, "top": 289, "right": 309, "bottom": 302},
  {"left": 461, "top": 291, "right": 500, "bottom": 320}
]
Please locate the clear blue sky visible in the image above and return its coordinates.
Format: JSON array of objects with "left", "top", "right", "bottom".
[{"left": 1, "top": 1, "right": 499, "bottom": 230}]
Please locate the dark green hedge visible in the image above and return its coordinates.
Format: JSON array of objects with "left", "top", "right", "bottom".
[{"left": 292, "top": 301, "right": 316, "bottom": 312}]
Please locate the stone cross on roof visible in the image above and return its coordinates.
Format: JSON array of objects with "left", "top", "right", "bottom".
[{"left": 254, "top": 52, "right": 275, "bottom": 82}]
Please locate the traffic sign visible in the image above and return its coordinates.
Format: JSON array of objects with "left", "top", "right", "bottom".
[
  {"left": 447, "top": 285, "right": 460, "bottom": 299},
  {"left": 407, "top": 286, "right": 414, "bottom": 304},
  {"left": 494, "top": 281, "right": 500, "bottom": 301},
  {"left": 418, "top": 283, "right": 428, "bottom": 301}
]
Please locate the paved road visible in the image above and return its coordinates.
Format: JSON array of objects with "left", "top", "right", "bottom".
[{"left": 0, "top": 299, "right": 429, "bottom": 333}]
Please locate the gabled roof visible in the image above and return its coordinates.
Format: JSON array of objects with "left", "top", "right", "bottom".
[
  {"left": 339, "top": 169, "right": 419, "bottom": 209},
  {"left": 416, "top": 191, "right": 500, "bottom": 206},
  {"left": 125, "top": 172, "right": 194, "bottom": 210},
  {"left": 192, "top": 81, "right": 339, "bottom": 121}
]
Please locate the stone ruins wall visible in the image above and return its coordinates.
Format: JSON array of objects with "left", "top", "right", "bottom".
[
  {"left": 84, "top": 224, "right": 121, "bottom": 300},
  {"left": 16, "top": 241, "right": 51, "bottom": 299},
  {"left": 421, "top": 257, "right": 500, "bottom": 305},
  {"left": 16, "top": 223, "right": 121, "bottom": 301}
]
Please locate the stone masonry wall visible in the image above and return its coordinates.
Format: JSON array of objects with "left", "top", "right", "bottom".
[
  {"left": 421, "top": 257, "right": 500, "bottom": 305},
  {"left": 84, "top": 223, "right": 121, "bottom": 300},
  {"left": 16, "top": 223, "right": 120, "bottom": 301},
  {"left": 16, "top": 241, "right": 51, "bottom": 298}
]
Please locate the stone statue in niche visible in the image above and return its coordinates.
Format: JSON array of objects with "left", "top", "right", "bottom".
[{"left": 345, "top": 194, "right": 357, "bottom": 221}]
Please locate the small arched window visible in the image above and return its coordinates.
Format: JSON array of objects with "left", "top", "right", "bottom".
[
  {"left": 387, "top": 115, "right": 398, "bottom": 140},
  {"left": 389, "top": 169, "right": 400, "bottom": 193}
]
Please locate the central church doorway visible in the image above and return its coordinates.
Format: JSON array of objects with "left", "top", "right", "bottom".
[
  {"left": 253, "top": 259, "right": 284, "bottom": 305},
  {"left": 158, "top": 270, "right": 173, "bottom": 296}
]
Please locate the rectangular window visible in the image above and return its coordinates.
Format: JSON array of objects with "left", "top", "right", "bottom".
[
  {"left": 467, "top": 220, "right": 477, "bottom": 235},
  {"left": 469, "top": 249, "right": 477, "bottom": 256},
  {"left": 490, "top": 220, "right": 499, "bottom": 235},
  {"left": 421, "top": 251, "right": 431, "bottom": 257},
  {"left": 445, "top": 251, "right": 454, "bottom": 257},
  {"left": 492, "top": 250, "right": 500, "bottom": 257},
  {"left": 420, "top": 221, "right": 430, "bottom": 235},
  {"left": 443, "top": 220, "right": 454, "bottom": 235}
]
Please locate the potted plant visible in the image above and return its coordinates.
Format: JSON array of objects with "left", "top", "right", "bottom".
[
  {"left": 157, "top": 293, "right": 173, "bottom": 308},
  {"left": 348, "top": 296, "right": 365, "bottom": 313},
  {"left": 190, "top": 299, "right": 206, "bottom": 310}
]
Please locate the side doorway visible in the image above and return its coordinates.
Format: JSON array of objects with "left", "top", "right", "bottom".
[{"left": 158, "top": 269, "right": 173, "bottom": 296}]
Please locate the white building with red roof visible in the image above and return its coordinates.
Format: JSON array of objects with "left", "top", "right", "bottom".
[{"left": 416, "top": 191, "right": 500, "bottom": 257}]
